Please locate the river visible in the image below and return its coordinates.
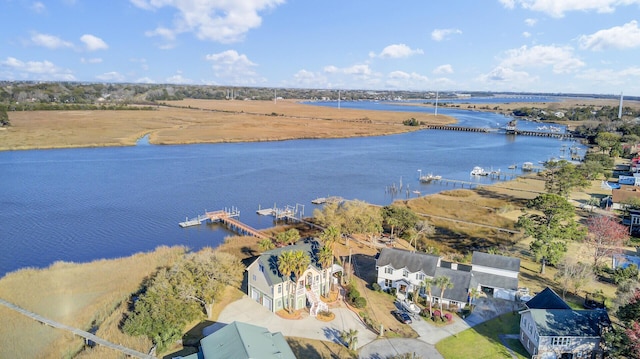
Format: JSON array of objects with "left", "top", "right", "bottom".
[{"left": 0, "top": 100, "right": 584, "bottom": 276}]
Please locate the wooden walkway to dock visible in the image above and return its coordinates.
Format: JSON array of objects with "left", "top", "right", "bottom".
[
  {"left": 205, "top": 210, "right": 269, "bottom": 239},
  {"left": 0, "top": 298, "right": 155, "bottom": 359}
]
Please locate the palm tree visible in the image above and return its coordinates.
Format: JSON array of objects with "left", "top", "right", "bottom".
[
  {"left": 258, "top": 238, "right": 274, "bottom": 252},
  {"left": 290, "top": 250, "right": 311, "bottom": 310},
  {"left": 278, "top": 250, "right": 297, "bottom": 313},
  {"left": 422, "top": 277, "right": 435, "bottom": 315},
  {"left": 340, "top": 328, "right": 359, "bottom": 350},
  {"left": 468, "top": 287, "right": 481, "bottom": 312},
  {"left": 434, "top": 276, "right": 454, "bottom": 318},
  {"left": 318, "top": 245, "right": 333, "bottom": 297},
  {"left": 320, "top": 225, "right": 340, "bottom": 253}
]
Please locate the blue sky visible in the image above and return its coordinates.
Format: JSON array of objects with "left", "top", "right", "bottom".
[{"left": 1, "top": 0, "right": 640, "bottom": 96}]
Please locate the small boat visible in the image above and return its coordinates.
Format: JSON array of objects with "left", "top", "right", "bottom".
[
  {"left": 311, "top": 197, "right": 326, "bottom": 204},
  {"left": 400, "top": 299, "right": 421, "bottom": 315},
  {"left": 470, "top": 166, "right": 488, "bottom": 176},
  {"left": 508, "top": 164, "right": 517, "bottom": 170},
  {"left": 419, "top": 173, "right": 442, "bottom": 183},
  {"left": 179, "top": 215, "right": 204, "bottom": 228},
  {"left": 522, "top": 162, "right": 534, "bottom": 171}
]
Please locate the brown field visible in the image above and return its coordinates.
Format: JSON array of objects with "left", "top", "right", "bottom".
[
  {"left": 0, "top": 99, "right": 454, "bottom": 151},
  {"left": 0, "top": 246, "right": 186, "bottom": 358}
]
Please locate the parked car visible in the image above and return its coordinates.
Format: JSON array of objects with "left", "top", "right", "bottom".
[{"left": 392, "top": 310, "right": 412, "bottom": 324}]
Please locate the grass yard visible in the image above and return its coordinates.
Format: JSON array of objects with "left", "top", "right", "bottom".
[{"left": 436, "top": 312, "right": 529, "bottom": 359}]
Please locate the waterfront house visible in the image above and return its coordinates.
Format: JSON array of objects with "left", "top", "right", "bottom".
[
  {"left": 183, "top": 321, "right": 296, "bottom": 359},
  {"left": 519, "top": 287, "right": 610, "bottom": 359},
  {"left": 246, "top": 238, "right": 334, "bottom": 316},
  {"left": 375, "top": 248, "right": 520, "bottom": 309}
]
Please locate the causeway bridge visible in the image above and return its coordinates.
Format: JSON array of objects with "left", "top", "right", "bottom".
[{"left": 424, "top": 125, "right": 572, "bottom": 138}]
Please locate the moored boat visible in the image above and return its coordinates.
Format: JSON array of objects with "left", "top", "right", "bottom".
[
  {"left": 470, "top": 166, "right": 488, "bottom": 176},
  {"left": 419, "top": 173, "right": 442, "bottom": 183}
]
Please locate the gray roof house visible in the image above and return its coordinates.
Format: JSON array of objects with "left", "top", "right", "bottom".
[
  {"left": 519, "top": 287, "right": 610, "bottom": 359},
  {"left": 246, "top": 238, "right": 333, "bottom": 316},
  {"left": 376, "top": 248, "right": 520, "bottom": 310},
  {"left": 182, "top": 321, "right": 296, "bottom": 359}
]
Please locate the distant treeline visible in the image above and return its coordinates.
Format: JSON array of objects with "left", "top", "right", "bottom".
[{"left": 5, "top": 103, "right": 155, "bottom": 111}]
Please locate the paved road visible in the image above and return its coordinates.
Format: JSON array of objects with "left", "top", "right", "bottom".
[{"left": 359, "top": 338, "right": 444, "bottom": 359}]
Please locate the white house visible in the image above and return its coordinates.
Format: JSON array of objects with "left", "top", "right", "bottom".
[
  {"left": 471, "top": 251, "right": 521, "bottom": 300},
  {"left": 246, "top": 238, "right": 335, "bottom": 316},
  {"left": 375, "top": 248, "right": 440, "bottom": 296},
  {"left": 519, "top": 288, "right": 609, "bottom": 359},
  {"left": 376, "top": 248, "right": 520, "bottom": 310}
]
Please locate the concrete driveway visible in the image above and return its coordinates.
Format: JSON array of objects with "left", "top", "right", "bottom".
[
  {"left": 215, "top": 295, "right": 378, "bottom": 349},
  {"left": 359, "top": 338, "right": 444, "bottom": 359}
]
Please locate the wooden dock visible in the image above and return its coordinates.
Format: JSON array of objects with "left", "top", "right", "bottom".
[
  {"left": 204, "top": 208, "right": 269, "bottom": 239},
  {"left": 0, "top": 298, "right": 155, "bottom": 359},
  {"left": 425, "top": 125, "right": 493, "bottom": 133}
]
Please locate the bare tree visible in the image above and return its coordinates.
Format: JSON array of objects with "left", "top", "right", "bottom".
[{"left": 586, "top": 215, "right": 628, "bottom": 268}]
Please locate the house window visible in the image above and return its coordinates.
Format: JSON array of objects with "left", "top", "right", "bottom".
[
  {"left": 403, "top": 269, "right": 409, "bottom": 277},
  {"left": 277, "top": 285, "right": 281, "bottom": 294},
  {"left": 384, "top": 279, "right": 392, "bottom": 287},
  {"left": 384, "top": 267, "right": 393, "bottom": 274},
  {"left": 551, "top": 337, "right": 571, "bottom": 346},
  {"left": 417, "top": 273, "right": 425, "bottom": 281},
  {"left": 259, "top": 263, "right": 264, "bottom": 273},
  {"left": 252, "top": 274, "right": 256, "bottom": 281}
]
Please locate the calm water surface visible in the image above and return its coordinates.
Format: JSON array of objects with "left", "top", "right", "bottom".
[{"left": 0, "top": 104, "right": 583, "bottom": 276}]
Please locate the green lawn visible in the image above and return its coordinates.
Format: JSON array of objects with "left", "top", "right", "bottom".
[{"left": 436, "top": 313, "right": 530, "bottom": 359}]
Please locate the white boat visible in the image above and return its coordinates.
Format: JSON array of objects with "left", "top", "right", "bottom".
[
  {"left": 522, "top": 162, "right": 534, "bottom": 171},
  {"left": 470, "top": 166, "right": 488, "bottom": 176},
  {"left": 419, "top": 173, "right": 442, "bottom": 183},
  {"left": 401, "top": 299, "right": 421, "bottom": 315},
  {"left": 179, "top": 215, "right": 205, "bottom": 228}
]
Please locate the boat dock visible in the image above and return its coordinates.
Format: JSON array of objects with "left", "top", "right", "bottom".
[
  {"left": 256, "top": 203, "right": 305, "bottom": 220},
  {"left": 179, "top": 207, "right": 269, "bottom": 239}
]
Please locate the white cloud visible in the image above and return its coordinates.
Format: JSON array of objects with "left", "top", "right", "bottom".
[
  {"left": 433, "top": 64, "right": 454, "bottom": 74},
  {"left": 80, "top": 34, "right": 108, "bottom": 51},
  {"left": 478, "top": 66, "right": 536, "bottom": 84},
  {"left": 166, "top": 73, "right": 193, "bottom": 84},
  {"left": 31, "top": 32, "right": 73, "bottom": 49},
  {"left": 96, "top": 71, "right": 125, "bottom": 82},
  {"left": 80, "top": 57, "right": 103, "bottom": 64},
  {"left": 579, "top": 20, "right": 640, "bottom": 51},
  {"left": 291, "top": 69, "right": 328, "bottom": 88},
  {"left": 31, "top": 2, "right": 46, "bottom": 13},
  {"left": 499, "top": 44, "right": 585, "bottom": 74},
  {"left": 135, "top": 77, "right": 156, "bottom": 84},
  {"left": 431, "top": 28, "right": 462, "bottom": 41},
  {"left": 576, "top": 66, "right": 640, "bottom": 84},
  {"left": 385, "top": 71, "right": 429, "bottom": 90},
  {"left": 524, "top": 18, "right": 537, "bottom": 26},
  {"left": 522, "top": 31, "right": 532, "bottom": 38},
  {"left": 375, "top": 44, "right": 423, "bottom": 59},
  {"left": 499, "top": 0, "right": 516, "bottom": 9},
  {"left": 1, "top": 56, "right": 75, "bottom": 80},
  {"left": 205, "top": 50, "right": 263, "bottom": 85},
  {"left": 501, "top": 0, "right": 640, "bottom": 18},
  {"left": 131, "top": 0, "right": 286, "bottom": 44}
]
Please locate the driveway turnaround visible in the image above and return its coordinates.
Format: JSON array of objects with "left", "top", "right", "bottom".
[
  {"left": 359, "top": 338, "right": 444, "bottom": 359},
  {"left": 216, "top": 296, "right": 378, "bottom": 349}
]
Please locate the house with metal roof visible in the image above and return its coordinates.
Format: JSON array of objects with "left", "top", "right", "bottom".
[
  {"left": 375, "top": 248, "right": 520, "bottom": 310},
  {"left": 519, "top": 287, "right": 610, "bottom": 359},
  {"left": 181, "top": 321, "right": 296, "bottom": 359},
  {"left": 246, "top": 238, "right": 338, "bottom": 316}
]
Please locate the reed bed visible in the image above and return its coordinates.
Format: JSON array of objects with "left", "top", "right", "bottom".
[{"left": 0, "top": 246, "right": 186, "bottom": 358}]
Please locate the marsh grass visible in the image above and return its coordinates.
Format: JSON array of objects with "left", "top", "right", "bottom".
[
  {"left": 1, "top": 100, "right": 455, "bottom": 151},
  {"left": 0, "top": 246, "right": 186, "bottom": 358}
]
